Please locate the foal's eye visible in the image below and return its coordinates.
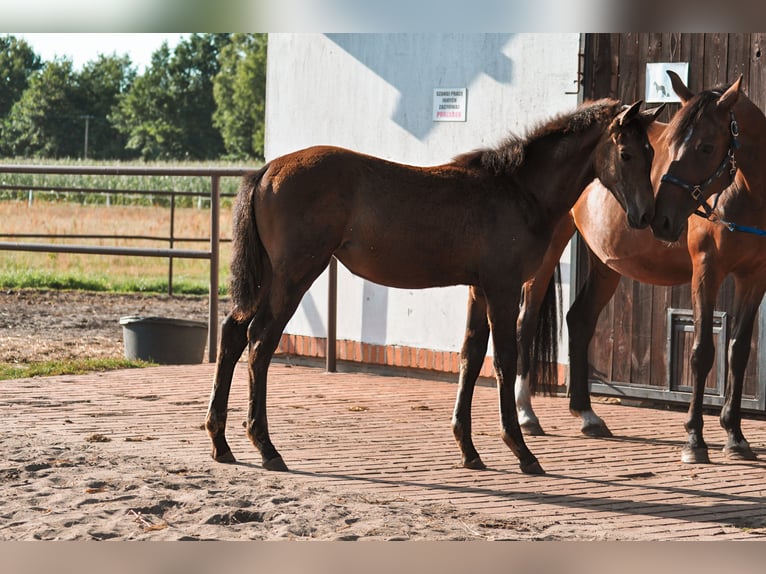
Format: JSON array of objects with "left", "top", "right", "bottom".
[
  {"left": 620, "top": 150, "right": 632, "bottom": 161},
  {"left": 699, "top": 142, "right": 714, "bottom": 154}
]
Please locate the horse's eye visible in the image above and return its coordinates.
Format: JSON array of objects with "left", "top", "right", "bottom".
[
  {"left": 700, "top": 142, "right": 714, "bottom": 154},
  {"left": 620, "top": 150, "right": 632, "bottom": 161}
]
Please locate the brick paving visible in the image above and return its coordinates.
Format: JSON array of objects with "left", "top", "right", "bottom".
[{"left": 3, "top": 361, "right": 766, "bottom": 540}]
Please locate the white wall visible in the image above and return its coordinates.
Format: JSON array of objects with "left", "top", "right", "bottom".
[{"left": 265, "top": 33, "right": 580, "bottom": 360}]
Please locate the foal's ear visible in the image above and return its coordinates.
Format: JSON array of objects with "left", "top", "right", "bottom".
[
  {"left": 716, "top": 74, "right": 743, "bottom": 112},
  {"left": 617, "top": 100, "right": 643, "bottom": 125},
  {"left": 667, "top": 70, "right": 694, "bottom": 103},
  {"left": 641, "top": 103, "right": 666, "bottom": 123}
]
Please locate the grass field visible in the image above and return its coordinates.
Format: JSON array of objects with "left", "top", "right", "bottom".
[
  {"left": 0, "top": 159, "right": 257, "bottom": 294},
  {"left": 0, "top": 200, "right": 234, "bottom": 294}
]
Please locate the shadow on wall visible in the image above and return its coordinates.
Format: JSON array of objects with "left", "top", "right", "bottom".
[{"left": 325, "top": 33, "right": 516, "bottom": 140}]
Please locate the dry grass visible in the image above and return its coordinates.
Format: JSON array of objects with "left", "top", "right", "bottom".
[{"left": 0, "top": 201, "right": 234, "bottom": 292}]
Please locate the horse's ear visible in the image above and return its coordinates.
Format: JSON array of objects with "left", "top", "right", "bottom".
[
  {"left": 617, "top": 100, "right": 642, "bottom": 125},
  {"left": 716, "top": 74, "right": 742, "bottom": 112},
  {"left": 641, "top": 103, "right": 666, "bottom": 123},
  {"left": 667, "top": 70, "right": 694, "bottom": 103}
]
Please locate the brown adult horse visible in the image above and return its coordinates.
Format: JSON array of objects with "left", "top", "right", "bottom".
[
  {"left": 205, "top": 98, "right": 660, "bottom": 476},
  {"left": 515, "top": 72, "right": 766, "bottom": 464}
]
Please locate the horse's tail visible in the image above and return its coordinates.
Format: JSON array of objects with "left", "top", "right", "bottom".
[
  {"left": 230, "top": 165, "right": 269, "bottom": 322},
  {"left": 527, "top": 263, "right": 562, "bottom": 396}
]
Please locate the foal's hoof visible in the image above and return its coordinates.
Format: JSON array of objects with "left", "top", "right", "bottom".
[
  {"left": 581, "top": 423, "right": 613, "bottom": 438},
  {"left": 681, "top": 446, "right": 710, "bottom": 464},
  {"left": 723, "top": 443, "right": 757, "bottom": 461},
  {"left": 463, "top": 456, "right": 487, "bottom": 470},
  {"left": 520, "top": 458, "right": 545, "bottom": 475},
  {"left": 212, "top": 449, "right": 237, "bottom": 464},
  {"left": 521, "top": 421, "right": 546, "bottom": 436},
  {"left": 263, "top": 456, "right": 289, "bottom": 472}
]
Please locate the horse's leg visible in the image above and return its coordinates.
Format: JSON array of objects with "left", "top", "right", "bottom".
[
  {"left": 516, "top": 215, "right": 573, "bottom": 436},
  {"left": 516, "top": 279, "right": 545, "bottom": 436},
  {"left": 452, "top": 287, "right": 490, "bottom": 469},
  {"left": 205, "top": 313, "right": 250, "bottom": 462},
  {"left": 683, "top": 258, "right": 724, "bottom": 464},
  {"left": 566, "top": 248, "right": 621, "bottom": 437},
  {"left": 246, "top": 265, "right": 329, "bottom": 471},
  {"left": 486, "top": 285, "right": 544, "bottom": 475},
  {"left": 720, "top": 274, "right": 763, "bottom": 461}
]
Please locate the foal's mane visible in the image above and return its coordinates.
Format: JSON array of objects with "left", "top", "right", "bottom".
[
  {"left": 451, "top": 98, "right": 623, "bottom": 175},
  {"left": 666, "top": 86, "right": 728, "bottom": 148}
]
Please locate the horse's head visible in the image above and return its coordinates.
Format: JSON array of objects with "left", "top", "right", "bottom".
[
  {"left": 594, "top": 100, "right": 664, "bottom": 229},
  {"left": 651, "top": 71, "right": 742, "bottom": 242}
]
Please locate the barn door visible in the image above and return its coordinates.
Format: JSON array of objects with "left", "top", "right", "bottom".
[{"left": 578, "top": 33, "right": 766, "bottom": 412}]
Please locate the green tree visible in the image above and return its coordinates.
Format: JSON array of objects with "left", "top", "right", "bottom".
[
  {"left": 213, "top": 33, "right": 267, "bottom": 160},
  {"left": 76, "top": 54, "right": 136, "bottom": 159},
  {"left": 111, "top": 34, "right": 229, "bottom": 160},
  {"left": 0, "top": 35, "right": 43, "bottom": 119},
  {"left": 2, "top": 59, "right": 81, "bottom": 158}
]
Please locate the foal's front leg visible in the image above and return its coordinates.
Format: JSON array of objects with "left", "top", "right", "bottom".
[
  {"left": 452, "top": 287, "right": 490, "bottom": 469},
  {"left": 486, "top": 288, "right": 544, "bottom": 475}
]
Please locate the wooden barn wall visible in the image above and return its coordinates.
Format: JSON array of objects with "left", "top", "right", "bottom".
[{"left": 579, "top": 33, "right": 766, "bottom": 409}]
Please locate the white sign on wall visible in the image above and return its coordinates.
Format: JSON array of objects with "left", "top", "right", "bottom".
[
  {"left": 433, "top": 88, "right": 467, "bottom": 122},
  {"left": 645, "top": 62, "right": 689, "bottom": 103}
]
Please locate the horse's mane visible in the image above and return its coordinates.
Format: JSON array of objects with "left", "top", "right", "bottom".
[
  {"left": 451, "top": 98, "right": 623, "bottom": 175},
  {"left": 666, "top": 86, "right": 728, "bottom": 148}
]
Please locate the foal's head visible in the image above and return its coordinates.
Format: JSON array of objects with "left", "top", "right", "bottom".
[
  {"left": 593, "top": 100, "right": 664, "bottom": 229},
  {"left": 651, "top": 71, "right": 742, "bottom": 242}
]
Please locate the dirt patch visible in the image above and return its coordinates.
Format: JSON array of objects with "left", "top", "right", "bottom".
[{"left": 0, "top": 289, "right": 226, "bottom": 363}]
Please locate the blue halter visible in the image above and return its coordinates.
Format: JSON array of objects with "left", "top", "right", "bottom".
[{"left": 659, "top": 110, "right": 740, "bottom": 220}]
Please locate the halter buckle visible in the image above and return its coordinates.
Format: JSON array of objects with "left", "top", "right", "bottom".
[{"left": 691, "top": 185, "right": 703, "bottom": 201}]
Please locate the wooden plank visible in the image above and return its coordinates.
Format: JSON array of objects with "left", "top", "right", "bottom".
[
  {"left": 703, "top": 33, "right": 728, "bottom": 89},
  {"left": 683, "top": 34, "right": 706, "bottom": 93},
  {"left": 726, "top": 33, "right": 750, "bottom": 86},
  {"left": 748, "top": 34, "right": 766, "bottom": 117},
  {"left": 630, "top": 280, "right": 654, "bottom": 386},
  {"left": 610, "top": 277, "right": 633, "bottom": 384},
  {"left": 583, "top": 33, "right": 615, "bottom": 100},
  {"left": 618, "top": 33, "right": 640, "bottom": 104},
  {"left": 649, "top": 286, "right": 672, "bottom": 389}
]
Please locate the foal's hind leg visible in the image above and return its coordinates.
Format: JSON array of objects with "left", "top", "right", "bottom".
[
  {"left": 452, "top": 287, "right": 490, "bottom": 469},
  {"left": 245, "top": 266, "right": 328, "bottom": 471},
  {"left": 720, "top": 276, "right": 762, "bottom": 461},
  {"left": 206, "top": 313, "right": 250, "bottom": 462},
  {"left": 516, "top": 215, "right": 572, "bottom": 436}
]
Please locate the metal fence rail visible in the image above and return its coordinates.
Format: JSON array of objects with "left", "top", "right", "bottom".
[{"left": 0, "top": 164, "right": 251, "bottom": 362}]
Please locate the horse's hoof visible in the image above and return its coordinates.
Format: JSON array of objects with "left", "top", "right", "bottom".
[
  {"left": 681, "top": 446, "right": 710, "bottom": 464},
  {"left": 212, "top": 450, "right": 237, "bottom": 464},
  {"left": 463, "top": 456, "right": 487, "bottom": 470},
  {"left": 263, "top": 456, "right": 289, "bottom": 472},
  {"left": 521, "top": 421, "right": 546, "bottom": 436},
  {"left": 581, "top": 423, "right": 613, "bottom": 438},
  {"left": 520, "top": 458, "right": 545, "bottom": 475},
  {"left": 723, "top": 445, "right": 757, "bottom": 461}
]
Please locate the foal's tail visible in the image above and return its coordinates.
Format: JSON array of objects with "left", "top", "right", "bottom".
[
  {"left": 230, "top": 166, "right": 269, "bottom": 322},
  {"left": 527, "top": 264, "right": 562, "bottom": 396}
]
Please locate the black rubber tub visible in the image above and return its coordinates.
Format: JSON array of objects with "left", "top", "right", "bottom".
[{"left": 119, "top": 316, "right": 208, "bottom": 364}]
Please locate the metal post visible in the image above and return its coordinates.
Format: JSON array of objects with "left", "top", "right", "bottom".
[
  {"left": 168, "top": 191, "right": 175, "bottom": 296},
  {"left": 81, "top": 115, "right": 93, "bottom": 159},
  {"left": 208, "top": 176, "right": 221, "bottom": 363},
  {"left": 326, "top": 256, "right": 337, "bottom": 372}
]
